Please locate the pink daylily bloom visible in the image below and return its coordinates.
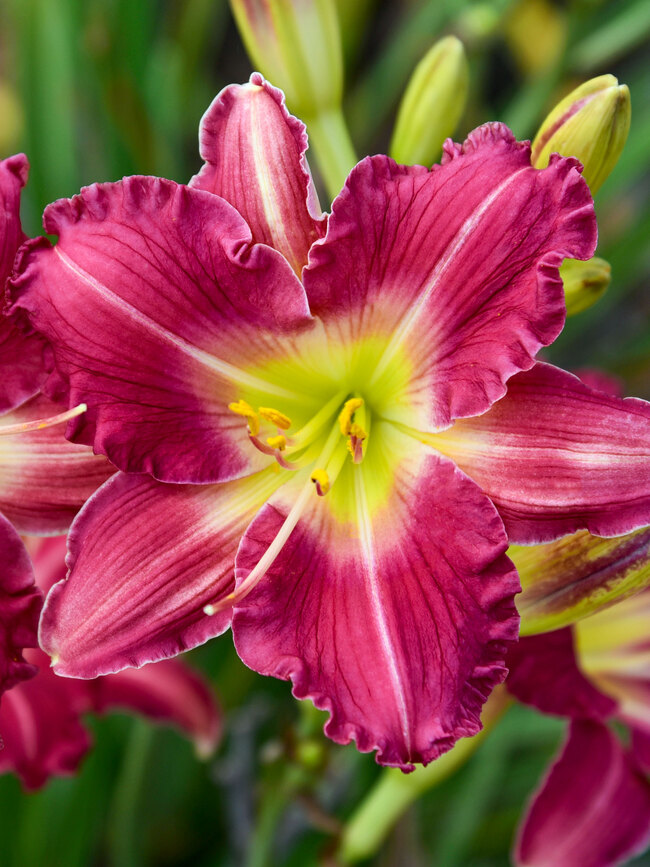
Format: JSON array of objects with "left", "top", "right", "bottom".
[
  {"left": 0, "top": 536, "right": 221, "bottom": 790},
  {"left": 507, "top": 558, "right": 650, "bottom": 865},
  {"left": 10, "top": 73, "right": 650, "bottom": 769}
]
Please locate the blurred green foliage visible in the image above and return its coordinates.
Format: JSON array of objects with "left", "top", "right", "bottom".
[{"left": 1, "top": 0, "right": 649, "bottom": 864}]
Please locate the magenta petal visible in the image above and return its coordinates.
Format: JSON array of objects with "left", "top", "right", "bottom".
[
  {"left": 0, "top": 155, "right": 47, "bottom": 412},
  {"left": 88, "top": 659, "right": 221, "bottom": 756},
  {"left": 0, "top": 648, "right": 91, "bottom": 790},
  {"left": 39, "top": 470, "right": 277, "bottom": 677},
  {"left": 190, "top": 73, "right": 326, "bottom": 274},
  {"left": 0, "top": 515, "right": 42, "bottom": 695},
  {"left": 506, "top": 629, "right": 616, "bottom": 720},
  {"left": 303, "top": 125, "right": 596, "bottom": 431},
  {"left": 8, "top": 177, "right": 313, "bottom": 483},
  {"left": 515, "top": 720, "right": 650, "bottom": 867},
  {"left": 0, "top": 395, "right": 115, "bottom": 534},
  {"left": 233, "top": 440, "right": 519, "bottom": 769},
  {"left": 438, "top": 362, "right": 650, "bottom": 543}
]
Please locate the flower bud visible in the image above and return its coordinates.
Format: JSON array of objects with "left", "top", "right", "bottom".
[
  {"left": 390, "top": 36, "right": 469, "bottom": 166},
  {"left": 229, "top": 0, "right": 344, "bottom": 118},
  {"left": 531, "top": 75, "right": 631, "bottom": 194},
  {"left": 561, "top": 256, "right": 611, "bottom": 317}
]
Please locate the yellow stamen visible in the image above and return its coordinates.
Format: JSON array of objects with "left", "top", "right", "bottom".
[
  {"left": 228, "top": 399, "right": 260, "bottom": 436},
  {"left": 259, "top": 407, "right": 292, "bottom": 430},
  {"left": 338, "top": 398, "right": 363, "bottom": 435},
  {"left": 310, "top": 468, "right": 331, "bottom": 496},
  {"left": 266, "top": 434, "right": 287, "bottom": 451}
]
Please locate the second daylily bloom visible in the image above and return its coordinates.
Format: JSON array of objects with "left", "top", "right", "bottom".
[
  {"left": 8, "top": 75, "right": 650, "bottom": 769},
  {"left": 0, "top": 531, "right": 221, "bottom": 789}
]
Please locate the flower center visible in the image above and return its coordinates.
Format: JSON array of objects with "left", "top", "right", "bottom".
[{"left": 228, "top": 392, "right": 370, "bottom": 493}]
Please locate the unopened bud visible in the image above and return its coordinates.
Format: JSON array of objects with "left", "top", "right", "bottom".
[
  {"left": 531, "top": 74, "right": 631, "bottom": 194},
  {"left": 390, "top": 36, "right": 469, "bottom": 166},
  {"left": 561, "top": 256, "right": 611, "bottom": 317},
  {"left": 229, "top": 0, "right": 343, "bottom": 118}
]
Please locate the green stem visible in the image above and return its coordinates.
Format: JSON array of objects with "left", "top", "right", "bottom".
[
  {"left": 338, "top": 690, "right": 510, "bottom": 864},
  {"left": 304, "top": 107, "right": 358, "bottom": 201},
  {"left": 107, "top": 719, "right": 154, "bottom": 867}
]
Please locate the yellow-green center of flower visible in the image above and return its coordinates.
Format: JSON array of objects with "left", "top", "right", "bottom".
[{"left": 228, "top": 393, "right": 370, "bottom": 496}]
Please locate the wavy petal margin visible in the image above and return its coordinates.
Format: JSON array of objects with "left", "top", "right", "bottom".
[
  {"left": 515, "top": 720, "right": 650, "bottom": 867},
  {"left": 435, "top": 363, "right": 650, "bottom": 543},
  {"left": 0, "top": 516, "right": 41, "bottom": 695},
  {"left": 303, "top": 125, "right": 596, "bottom": 432},
  {"left": 190, "top": 73, "right": 325, "bottom": 274},
  {"left": 233, "top": 428, "right": 519, "bottom": 769},
  {"left": 39, "top": 469, "right": 279, "bottom": 678},
  {"left": 8, "top": 177, "right": 313, "bottom": 483},
  {"left": 0, "top": 154, "right": 47, "bottom": 411}
]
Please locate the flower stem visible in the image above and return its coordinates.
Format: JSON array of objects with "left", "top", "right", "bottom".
[
  {"left": 304, "top": 107, "right": 357, "bottom": 201},
  {"left": 338, "top": 688, "right": 510, "bottom": 864}
]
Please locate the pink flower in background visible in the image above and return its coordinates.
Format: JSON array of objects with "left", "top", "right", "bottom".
[
  {"left": 0, "top": 530, "right": 221, "bottom": 790},
  {"left": 8, "top": 75, "right": 650, "bottom": 769}
]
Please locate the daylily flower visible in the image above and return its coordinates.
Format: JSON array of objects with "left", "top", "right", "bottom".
[
  {"left": 8, "top": 75, "right": 650, "bottom": 770},
  {"left": 0, "top": 530, "right": 221, "bottom": 790},
  {"left": 507, "top": 588, "right": 650, "bottom": 867}
]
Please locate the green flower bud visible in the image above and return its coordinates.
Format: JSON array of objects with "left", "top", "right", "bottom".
[
  {"left": 531, "top": 74, "right": 631, "bottom": 194},
  {"left": 561, "top": 256, "right": 611, "bottom": 317},
  {"left": 390, "top": 36, "right": 469, "bottom": 166},
  {"left": 229, "top": 0, "right": 343, "bottom": 118}
]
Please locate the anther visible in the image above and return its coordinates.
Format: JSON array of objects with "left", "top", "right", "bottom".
[
  {"left": 310, "top": 468, "right": 331, "bottom": 496},
  {"left": 338, "top": 398, "right": 364, "bottom": 435},
  {"left": 228, "top": 399, "right": 260, "bottom": 436},
  {"left": 259, "top": 407, "right": 292, "bottom": 429},
  {"left": 266, "top": 434, "right": 287, "bottom": 451}
]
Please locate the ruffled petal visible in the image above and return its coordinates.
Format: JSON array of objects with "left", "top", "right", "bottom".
[
  {"left": 0, "top": 395, "right": 116, "bottom": 534},
  {"left": 0, "top": 515, "right": 42, "bottom": 695},
  {"left": 87, "top": 659, "right": 221, "bottom": 757},
  {"left": 0, "top": 648, "right": 91, "bottom": 790},
  {"left": 0, "top": 154, "right": 47, "bottom": 411},
  {"left": 8, "top": 177, "right": 314, "bottom": 483},
  {"left": 512, "top": 527, "right": 650, "bottom": 635},
  {"left": 190, "top": 73, "right": 325, "bottom": 275},
  {"left": 506, "top": 628, "right": 616, "bottom": 720},
  {"left": 39, "top": 469, "right": 280, "bottom": 678},
  {"left": 515, "top": 720, "right": 650, "bottom": 867},
  {"left": 434, "top": 362, "right": 650, "bottom": 543},
  {"left": 233, "top": 427, "right": 519, "bottom": 769},
  {"left": 303, "top": 125, "right": 596, "bottom": 431},
  {"left": 575, "top": 588, "right": 650, "bottom": 732}
]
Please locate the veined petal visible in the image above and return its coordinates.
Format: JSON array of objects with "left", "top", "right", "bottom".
[
  {"left": 303, "top": 125, "right": 596, "bottom": 431},
  {"left": 506, "top": 628, "right": 616, "bottom": 720},
  {"left": 87, "top": 659, "right": 221, "bottom": 757},
  {"left": 513, "top": 527, "right": 650, "bottom": 635},
  {"left": 433, "top": 363, "right": 650, "bottom": 544},
  {"left": 0, "top": 395, "right": 116, "bottom": 534},
  {"left": 0, "top": 515, "right": 41, "bottom": 695},
  {"left": 233, "top": 427, "right": 519, "bottom": 769},
  {"left": 190, "top": 73, "right": 326, "bottom": 275},
  {"left": 8, "top": 177, "right": 314, "bottom": 484},
  {"left": 0, "top": 649, "right": 91, "bottom": 790},
  {"left": 515, "top": 720, "right": 650, "bottom": 867},
  {"left": 576, "top": 589, "right": 650, "bottom": 732},
  {"left": 0, "top": 154, "right": 47, "bottom": 412},
  {"left": 39, "top": 469, "right": 280, "bottom": 678}
]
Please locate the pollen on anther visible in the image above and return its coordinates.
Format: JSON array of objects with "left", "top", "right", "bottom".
[
  {"left": 310, "top": 468, "right": 330, "bottom": 496},
  {"left": 259, "top": 407, "right": 292, "bottom": 429},
  {"left": 228, "top": 399, "right": 260, "bottom": 436},
  {"left": 338, "top": 398, "right": 364, "bottom": 435},
  {"left": 267, "top": 434, "right": 287, "bottom": 451}
]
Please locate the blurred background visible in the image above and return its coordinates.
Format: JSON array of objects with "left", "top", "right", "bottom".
[{"left": 0, "top": 0, "right": 649, "bottom": 864}]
